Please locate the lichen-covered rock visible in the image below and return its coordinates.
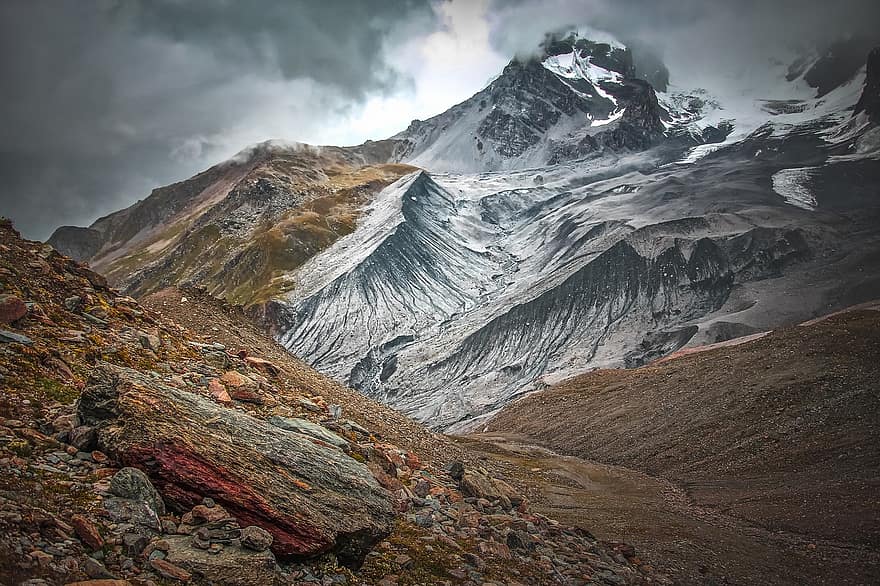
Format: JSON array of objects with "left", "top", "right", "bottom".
[
  {"left": 76, "top": 362, "right": 394, "bottom": 567},
  {"left": 267, "top": 416, "right": 349, "bottom": 450},
  {"left": 110, "top": 467, "right": 166, "bottom": 516}
]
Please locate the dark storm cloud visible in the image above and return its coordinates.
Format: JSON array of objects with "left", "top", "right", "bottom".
[
  {"left": 0, "top": 0, "right": 436, "bottom": 240},
  {"left": 487, "top": 0, "right": 880, "bottom": 85}
]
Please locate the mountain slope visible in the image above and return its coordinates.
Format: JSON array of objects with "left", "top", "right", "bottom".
[
  {"left": 484, "top": 305, "right": 880, "bottom": 584},
  {"left": 1, "top": 220, "right": 654, "bottom": 585},
  {"left": 49, "top": 140, "right": 415, "bottom": 305}
]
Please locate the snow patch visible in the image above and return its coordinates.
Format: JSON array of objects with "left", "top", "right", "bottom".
[{"left": 772, "top": 167, "right": 819, "bottom": 210}]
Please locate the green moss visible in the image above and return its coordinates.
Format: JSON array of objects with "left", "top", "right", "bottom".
[
  {"left": 7, "top": 439, "right": 32, "bottom": 458},
  {"left": 34, "top": 376, "right": 78, "bottom": 405}
]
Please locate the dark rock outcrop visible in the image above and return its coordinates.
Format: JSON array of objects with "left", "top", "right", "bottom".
[
  {"left": 75, "top": 362, "right": 394, "bottom": 568},
  {"left": 855, "top": 46, "right": 880, "bottom": 123},
  {"left": 46, "top": 226, "right": 105, "bottom": 262}
]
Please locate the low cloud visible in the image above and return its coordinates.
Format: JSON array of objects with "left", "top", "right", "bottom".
[{"left": 0, "top": 0, "right": 437, "bottom": 239}]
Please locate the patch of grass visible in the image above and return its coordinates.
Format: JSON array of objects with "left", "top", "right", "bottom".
[{"left": 34, "top": 376, "right": 78, "bottom": 405}]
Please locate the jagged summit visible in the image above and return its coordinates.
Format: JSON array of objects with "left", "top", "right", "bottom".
[{"left": 392, "top": 34, "right": 672, "bottom": 172}]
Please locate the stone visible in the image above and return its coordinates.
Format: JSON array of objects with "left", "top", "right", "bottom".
[
  {"left": 137, "top": 332, "right": 161, "bottom": 352},
  {"left": 459, "top": 471, "right": 523, "bottom": 509},
  {"left": 71, "top": 514, "right": 104, "bottom": 550},
  {"left": 150, "top": 558, "right": 192, "bottom": 582},
  {"left": 219, "top": 371, "right": 263, "bottom": 403},
  {"left": 122, "top": 532, "right": 149, "bottom": 556},
  {"left": 207, "top": 379, "right": 232, "bottom": 404},
  {"left": 83, "top": 555, "right": 116, "bottom": 579},
  {"left": 240, "top": 526, "right": 273, "bottom": 552},
  {"left": 0, "top": 329, "right": 33, "bottom": 345},
  {"left": 162, "top": 535, "right": 276, "bottom": 586},
  {"left": 69, "top": 425, "right": 98, "bottom": 451},
  {"left": 477, "top": 540, "right": 512, "bottom": 559},
  {"left": 244, "top": 356, "right": 279, "bottom": 376},
  {"left": 267, "top": 416, "right": 349, "bottom": 450},
  {"left": 64, "top": 578, "right": 131, "bottom": 586},
  {"left": 77, "top": 363, "right": 394, "bottom": 568},
  {"left": 110, "top": 467, "right": 166, "bottom": 516},
  {"left": 446, "top": 460, "right": 465, "bottom": 481},
  {"left": 190, "top": 503, "right": 230, "bottom": 524},
  {"left": 0, "top": 294, "right": 27, "bottom": 323}
]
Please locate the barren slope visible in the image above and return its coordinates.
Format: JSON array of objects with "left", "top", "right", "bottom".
[{"left": 485, "top": 307, "right": 880, "bottom": 583}]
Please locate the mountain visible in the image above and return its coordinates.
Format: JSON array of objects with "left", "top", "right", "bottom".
[
  {"left": 390, "top": 33, "right": 694, "bottom": 172},
  {"left": 48, "top": 140, "right": 414, "bottom": 305},
  {"left": 47, "top": 35, "right": 880, "bottom": 432}
]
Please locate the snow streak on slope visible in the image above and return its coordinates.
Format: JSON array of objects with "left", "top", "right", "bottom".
[
  {"left": 279, "top": 172, "right": 506, "bottom": 381},
  {"left": 772, "top": 168, "right": 819, "bottom": 210}
]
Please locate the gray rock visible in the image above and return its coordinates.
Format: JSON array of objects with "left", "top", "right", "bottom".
[
  {"left": 110, "top": 467, "right": 166, "bottom": 516},
  {"left": 240, "top": 526, "right": 273, "bottom": 552},
  {"left": 68, "top": 425, "right": 97, "bottom": 451},
  {"left": 138, "top": 331, "right": 161, "bottom": 352},
  {"left": 0, "top": 329, "right": 33, "bottom": 345},
  {"left": 267, "top": 416, "right": 349, "bottom": 450},
  {"left": 163, "top": 535, "right": 278, "bottom": 586},
  {"left": 446, "top": 460, "right": 465, "bottom": 481}
]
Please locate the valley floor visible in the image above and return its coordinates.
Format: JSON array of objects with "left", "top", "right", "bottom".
[
  {"left": 459, "top": 433, "right": 879, "bottom": 585},
  {"left": 480, "top": 307, "right": 880, "bottom": 585}
]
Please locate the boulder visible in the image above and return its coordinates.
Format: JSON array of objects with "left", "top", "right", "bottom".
[
  {"left": 163, "top": 535, "right": 277, "bottom": 586},
  {"left": 459, "top": 469, "right": 524, "bottom": 509},
  {"left": 110, "top": 467, "right": 166, "bottom": 516},
  {"left": 77, "top": 363, "right": 393, "bottom": 567},
  {"left": 0, "top": 294, "right": 27, "bottom": 323},
  {"left": 240, "top": 526, "right": 273, "bottom": 552}
]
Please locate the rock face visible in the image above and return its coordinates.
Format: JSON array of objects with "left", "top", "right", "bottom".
[
  {"left": 855, "top": 46, "right": 880, "bottom": 122},
  {"left": 393, "top": 33, "right": 669, "bottom": 172},
  {"left": 45, "top": 226, "right": 104, "bottom": 262},
  {"left": 75, "top": 362, "right": 394, "bottom": 567}
]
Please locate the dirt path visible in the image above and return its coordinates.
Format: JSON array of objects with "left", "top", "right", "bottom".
[{"left": 460, "top": 432, "right": 880, "bottom": 585}]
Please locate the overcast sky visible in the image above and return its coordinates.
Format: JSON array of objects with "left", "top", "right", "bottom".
[{"left": 1, "top": 0, "right": 877, "bottom": 240}]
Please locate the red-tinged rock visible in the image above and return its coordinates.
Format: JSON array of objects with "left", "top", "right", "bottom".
[
  {"left": 227, "top": 386, "right": 264, "bottom": 404},
  {"left": 91, "top": 450, "right": 108, "bottom": 463},
  {"left": 207, "top": 379, "right": 232, "bottom": 404},
  {"left": 190, "top": 503, "right": 230, "bottom": 524},
  {"left": 244, "top": 356, "right": 280, "bottom": 377},
  {"left": 219, "top": 370, "right": 255, "bottom": 389},
  {"left": 77, "top": 363, "right": 394, "bottom": 568},
  {"left": 71, "top": 514, "right": 104, "bottom": 550},
  {"left": 404, "top": 452, "right": 422, "bottom": 470},
  {"left": 150, "top": 558, "right": 191, "bottom": 582},
  {"left": 0, "top": 294, "right": 27, "bottom": 323}
]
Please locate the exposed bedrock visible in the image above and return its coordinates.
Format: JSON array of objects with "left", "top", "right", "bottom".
[{"left": 75, "top": 362, "right": 394, "bottom": 568}]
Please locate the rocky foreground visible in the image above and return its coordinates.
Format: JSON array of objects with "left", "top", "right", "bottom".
[{"left": 0, "top": 218, "right": 659, "bottom": 585}]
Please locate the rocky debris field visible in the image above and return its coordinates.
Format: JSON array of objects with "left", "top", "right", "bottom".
[{"left": 0, "top": 218, "right": 657, "bottom": 585}]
